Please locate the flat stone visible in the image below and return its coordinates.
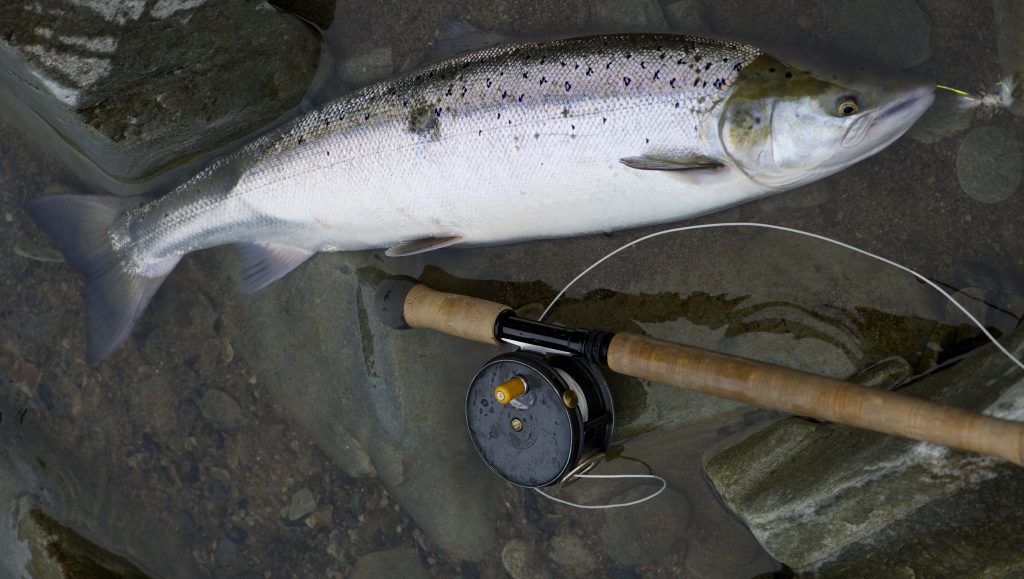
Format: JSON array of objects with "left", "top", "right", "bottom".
[
  {"left": 281, "top": 488, "right": 317, "bottom": 522},
  {"left": 198, "top": 388, "right": 245, "bottom": 429},
  {"left": 0, "top": 0, "right": 319, "bottom": 180},
  {"left": 501, "top": 538, "right": 553, "bottom": 579},
  {"left": 548, "top": 532, "right": 598, "bottom": 573},
  {"left": 824, "top": 0, "right": 931, "bottom": 68},
  {"left": 351, "top": 548, "right": 429, "bottom": 579},
  {"left": 956, "top": 125, "right": 1023, "bottom": 204},
  {"left": 705, "top": 326, "right": 1024, "bottom": 573}
]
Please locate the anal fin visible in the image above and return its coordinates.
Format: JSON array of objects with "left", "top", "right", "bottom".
[
  {"left": 385, "top": 236, "right": 462, "bottom": 257},
  {"left": 237, "top": 242, "right": 315, "bottom": 294}
]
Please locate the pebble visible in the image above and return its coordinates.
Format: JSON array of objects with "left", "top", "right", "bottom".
[
  {"left": 199, "top": 388, "right": 245, "bottom": 429},
  {"left": 281, "top": 488, "right": 317, "bottom": 521},
  {"left": 351, "top": 548, "right": 429, "bottom": 579},
  {"left": 501, "top": 538, "right": 553, "bottom": 579},
  {"left": 215, "top": 538, "right": 237, "bottom": 567},
  {"left": 4, "top": 212, "right": 13, "bottom": 222},
  {"left": 549, "top": 532, "right": 598, "bottom": 573},
  {"left": 956, "top": 125, "right": 1023, "bottom": 204}
]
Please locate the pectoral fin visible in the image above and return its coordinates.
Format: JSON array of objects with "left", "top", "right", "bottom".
[
  {"left": 385, "top": 236, "right": 462, "bottom": 257},
  {"left": 237, "top": 242, "right": 315, "bottom": 294},
  {"left": 620, "top": 154, "right": 724, "bottom": 171}
]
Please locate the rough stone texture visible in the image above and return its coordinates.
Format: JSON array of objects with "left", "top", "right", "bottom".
[
  {"left": 824, "top": 0, "right": 932, "bottom": 68},
  {"left": 705, "top": 325, "right": 1024, "bottom": 574},
  {"left": 662, "top": 0, "right": 710, "bottom": 34},
  {"left": 199, "top": 388, "right": 246, "bottom": 429},
  {"left": 0, "top": 0, "right": 319, "bottom": 181},
  {"left": 501, "top": 538, "right": 553, "bottom": 579},
  {"left": 351, "top": 548, "right": 430, "bottom": 579},
  {"left": 956, "top": 125, "right": 1023, "bottom": 204}
]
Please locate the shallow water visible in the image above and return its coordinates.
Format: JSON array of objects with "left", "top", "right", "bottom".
[{"left": 1, "top": 0, "right": 1023, "bottom": 577}]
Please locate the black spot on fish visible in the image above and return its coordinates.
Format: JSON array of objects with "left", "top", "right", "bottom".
[
  {"left": 785, "top": 71, "right": 793, "bottom": 78},
  {"left": 645, "top": 138, "right": 649, "bottom": 144},
  {"left": 602, "top": 117, "right": 607, "bottom": 123},
  {"left": 497, "top": 112, "right": 501, "bottom": 119},
  {"left": 677, "top": 58, "right": 684, "bottom": 65},
  {"left": 586, "top": 66, "right": 593, "bottom": 76},
  {"left": 723, "top": 57, "right": 729, "bottom": 62},
  {"left": 564, "top": 81, "right": 572, "bottom": 91},
  {"left": 402, "top": 100, "right": 408, "bottom": 108},
  {"left": 702, "top": 81, "right": 707, "bottom": 88},
  {"left": 428, "top": 71, "right": 434, "bottom": 77},
  {"left": 518, "top": 94, "right": 525, "bottom": 102},
  {"left": 640, "top": 61, "right": 646, "bottom": 69},
  {"left": 478, "top": 129, "right": 482, "bottom": 135},
  {"left": 659, "top": 52, "right": 666, "bottom": 60},
  {"left": 446, "top": 86, "right": 453, "bottom": 96},
  {"left": 364, "top": 113, "right": 370, "bottom": 120},
  {"left": 435, "top": 107, "right": 442, "bottom": 117},
  {"left": 694, "top": 53, "right": 702, "bottom": 62},
  {"left": 574, "top": 63, "right": 580, "bottom": 69},
  {"left": 560, "top": 61, "right": 566, "bottom": 67},
  {"left": 508, "top": 119, "right": 511, "bottom": 125},
  {"left": 561, "top": 107, "right": 569, "bottom": 117},
  {"left": 653, "top": 70, "right": 660, "bottom": 80},
  {"left": 326, "top": 150, "right": 330, "bottom": 156},
  {"left": 539, "top": 76, "right": 547, "bottom": 85},
  {"left": 523, "top": 72, "right": 529, "bottom": 78},
  {"left": 670, "top": 78, "right": 676, "bottom": 87},
  {"left": 704, "top": 62, "right": 712, "bottom": 71},
  {"left": 675, "top": 102, "right": 680, "bottom": 108},
  {"left": 606, "top": 61, "right": 612, "bottom": 69},
  {"left": 540, "top": 58, "right": 545, "bottom": 64},
  {"left": 461, "top": 86, "right": 467, "bottom": 97},
  {"left": 571, "top": 124, "right": 575, "bottom": 130},
  {"left": 533, "top": 133, "right": 539, "bottom": 139},
  {"left": 623, "top": 76, "right": 632, "bottom": 86},
  {"left": 625, "top": 53, "right": 631, "bottom": 59},
  {"left": 502, "top": 90, "right": 508, "bottom": 99},
  {"left": 733, "top": 63, "right": 743, "bottom": 71},
  {"left": 486, "top": 78, "right": 492, "bottom": 88},
  {"left": 693, "top": 78, "right": 700, "bottom": 87}
]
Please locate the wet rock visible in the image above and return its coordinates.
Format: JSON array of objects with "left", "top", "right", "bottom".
[
  {"left": 339, "top": 47, "right": 394, "bottom": 87},
  {"left": 705, "top": 326, "right": 1024, "bottom": 574},
  {"left": 589, "top": 0, "right": 668, "bottom": 31},
  {"left": 351, "top": 548, "right": 429, "bottom": 579},
  {"left": 599, "top": 487, "right": 689, "bottom": 565},
  {"left": 281, "top": 488, "right": 317, "bottom": 521},
  {"left": 548, "top": 532, "right": 598, "bottom": 573},
  {"left": 662, "top": 0, "right": 710, "bottom": 33},
  {"left": 215, "top": 537, "right": 238, "bottom": 567},
  {"left": 956, "top": 125, "right": 1023, "bottom": 204},
  {"left": 824, "top": 0, "right": 931, "bottom": 68},
  {"left": 501, "top": 538, "right": 553, "bottom": 579},
  {"left": 0, "top": 0, "right": 319, "bottom": 181},
  {"left": 198, "top": 389, "right": 245, "bottom": 429},
  {"left": 993, "top": 0, "right": 1024, "bottom": 117}
]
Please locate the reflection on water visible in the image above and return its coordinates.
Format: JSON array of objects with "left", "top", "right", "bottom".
[{"left": 1, "top": 0, "right": 1023, "bottom": 577}]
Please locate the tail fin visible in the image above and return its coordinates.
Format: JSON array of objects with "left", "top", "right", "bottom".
[{"left": 24, "top": 195, "right": 176, "bottom": 364}]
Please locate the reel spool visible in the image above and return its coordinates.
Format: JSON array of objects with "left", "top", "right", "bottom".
[{"left": 466, "top": 351, "right": 614, "bottom": 488}]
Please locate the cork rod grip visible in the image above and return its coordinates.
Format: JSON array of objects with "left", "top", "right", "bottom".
[
  {"left": 402, "top": 284, "right": 511, "bottom": 345},
  {"left": 607, "top": 333, "right": 1024, "bottom": 466}
]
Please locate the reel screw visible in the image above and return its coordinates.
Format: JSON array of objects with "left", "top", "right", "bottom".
[
  {"left": 510, "top": 418, "right": 524, "bottom": 432},
  {"left": 562, "top": 389, "right": 578, "bottom": 409},
  {"left": 494, "top": 376, "right": 527, "bottom": 404}
]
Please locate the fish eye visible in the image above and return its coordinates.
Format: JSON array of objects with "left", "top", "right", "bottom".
[{"left": 837, "top": 98, "right": 859, "bottom": 116}]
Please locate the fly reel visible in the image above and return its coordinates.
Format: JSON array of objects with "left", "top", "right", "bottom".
[{"left": 466, "top": 351, "right": 614, "bottom": 488}]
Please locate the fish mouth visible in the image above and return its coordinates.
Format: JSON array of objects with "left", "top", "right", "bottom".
[{"left": 842, "top": 85, "right": 935, "bottom": 149}]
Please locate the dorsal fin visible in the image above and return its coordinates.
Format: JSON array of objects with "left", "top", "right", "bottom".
[
  {"left": 237, "top": 242, "right": 315, "bottom": 294},
  {"left": 385, "top": 236, "right": 462, "bottom": 257},
  {"left": 620, "top": 154, "right": 724, "bottom": 171}
]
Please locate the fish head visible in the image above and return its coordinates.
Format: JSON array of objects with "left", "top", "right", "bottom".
[{"left": 719, "top": 54, "right": 934, "bottom": 189}]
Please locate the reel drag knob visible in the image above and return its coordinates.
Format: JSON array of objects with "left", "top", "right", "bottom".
[{"left": 465, "top": 352, "right": 614, "bottom": 488}]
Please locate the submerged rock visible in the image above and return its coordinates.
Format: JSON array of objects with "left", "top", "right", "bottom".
[
  {"left": 588, "top": 0, "right": 668, "bottom": 31},
  {"left": 351, "top": 548, "right": 429, "bottom": 579},
  {"left": 705, "top": 325, "right": 1024, "bottom": 574},
  {"left": 956, "top": 125, "right": 1023, "bottom": 204},
  {"left": 0, "top": 0, "right": 319, "bottom": 181}
]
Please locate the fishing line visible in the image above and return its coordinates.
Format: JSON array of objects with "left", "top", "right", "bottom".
[
  {"left": 534, "top": 473, "right": 667, "bottom": 509},
  {"left": 532, "top": 220, "right": 1023, "bottom": 511},
  {"left": 539, "top": 222, "right": 1024, "bottom": 372}
]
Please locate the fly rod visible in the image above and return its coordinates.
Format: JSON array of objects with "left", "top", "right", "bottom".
[{"left": 375, "top": 276, "right": 1024, "bottom": 487}]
